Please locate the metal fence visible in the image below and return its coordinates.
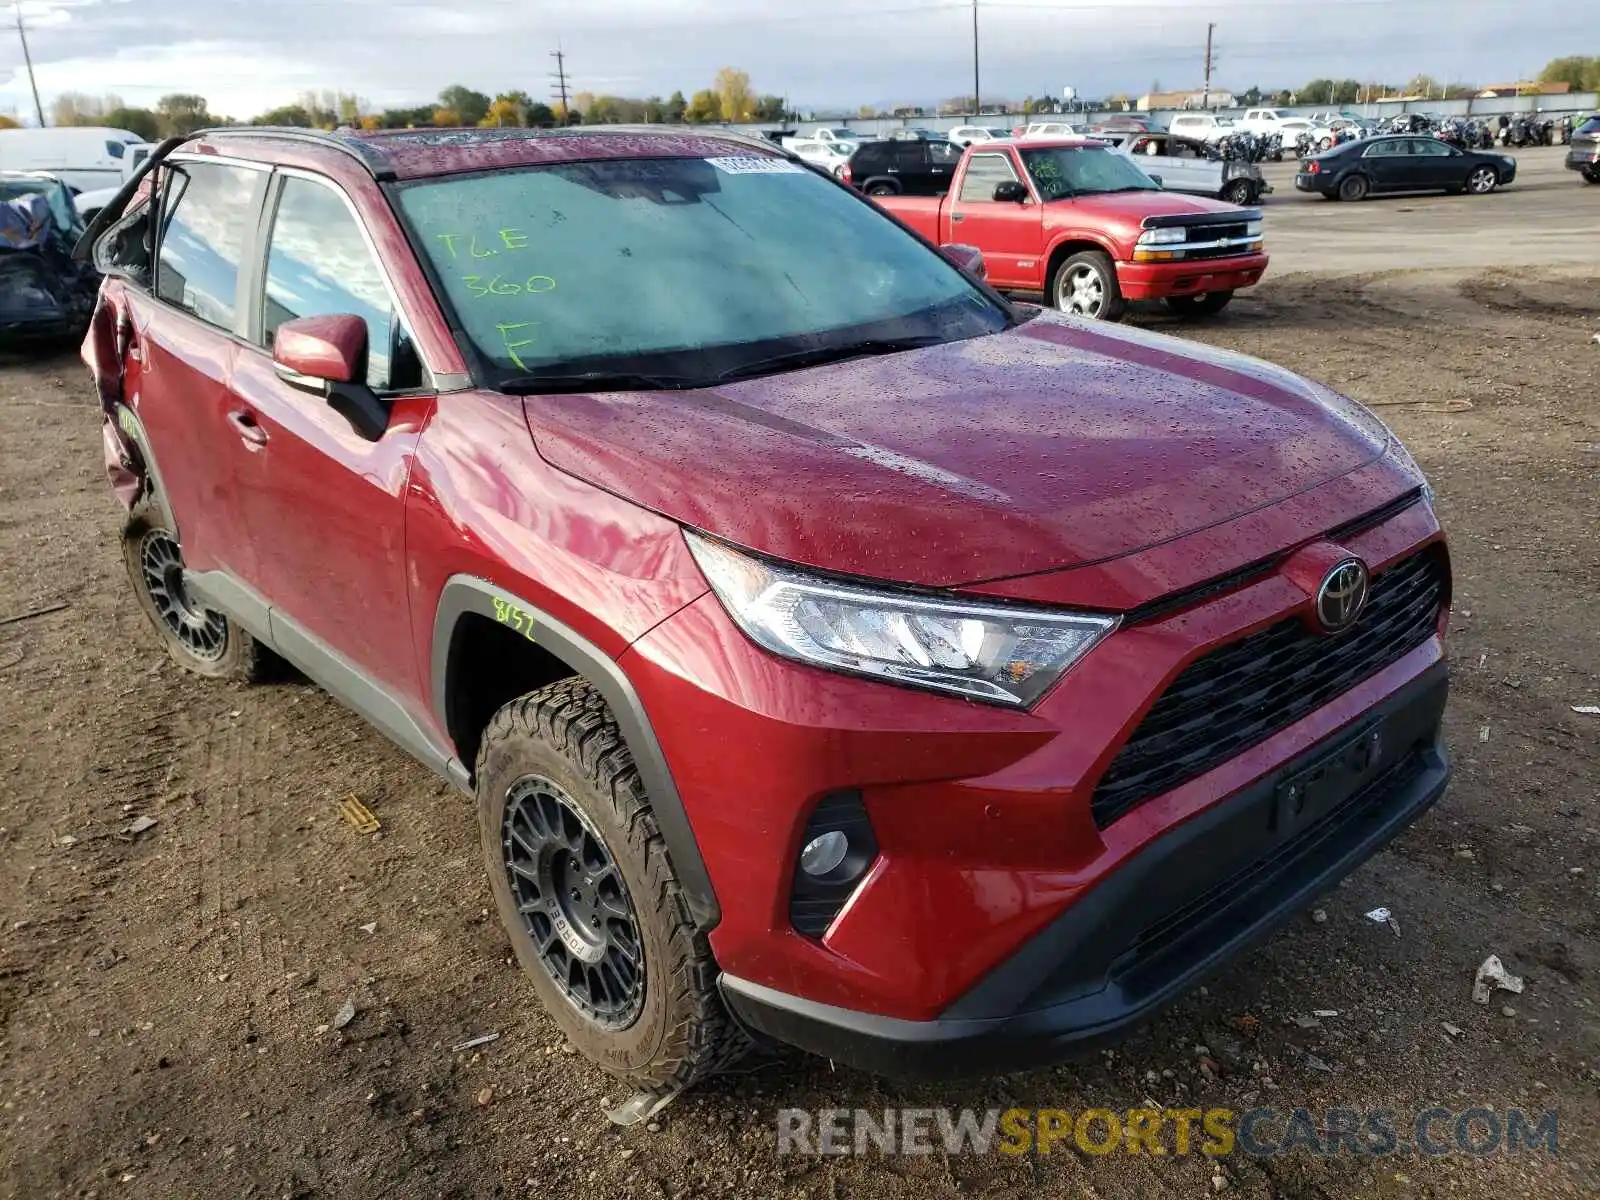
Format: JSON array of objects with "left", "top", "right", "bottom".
[{"left": 720, "top": 92, "right": 1598, "bottom": 140}]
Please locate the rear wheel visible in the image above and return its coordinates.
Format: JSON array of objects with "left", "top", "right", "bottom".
[
  {"left": 1466, "top": 165, "right": 1499, "bottom": 195},
  {"left": 1337, "top": 174, "right": 1370, "bottom": 202},
  {"left": 1165, "top": 291, "right": 1235, "bottom": 318},
  {"left": 865, "top": 181, "right": 898, "bottom": 196},
  {"left": 1051, "top": 250, "right": 1126, "bottom": 322},
  {"left": 476, "top": 679, "right": 747, "bottom": 1092},
  {"left": 121, "top": 508, "right": 272, "bottom": 680},
  {"left": 1584, "top": 169, "right": 1600, "bottom": 185}
]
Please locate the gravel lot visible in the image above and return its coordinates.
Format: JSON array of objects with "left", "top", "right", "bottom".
[{"left": 1, "top": 145, "right": 1596, "bottom": 1200}]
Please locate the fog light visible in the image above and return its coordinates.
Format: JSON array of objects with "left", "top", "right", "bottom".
[{"left": 800, "top": 831, "right": 849, "bottom": 877}]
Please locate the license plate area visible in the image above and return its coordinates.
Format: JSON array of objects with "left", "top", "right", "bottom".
[{"left": 1270, "top": 720, "right": 1385, "bottom": 834}]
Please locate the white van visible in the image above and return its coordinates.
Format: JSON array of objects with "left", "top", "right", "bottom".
[{"left": 0, "top": 127, "right": 147, "bottom": 193}]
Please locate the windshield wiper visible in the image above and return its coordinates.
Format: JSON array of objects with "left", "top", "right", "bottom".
[
  {"left": 708, "top": 335, "right": 949, "bottom": 385},
  {"left": 497, "top": 369, "right": 697, "bottom": 395}
]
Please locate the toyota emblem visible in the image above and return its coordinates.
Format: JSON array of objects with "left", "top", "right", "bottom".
[{"left": 1315, "top": 558, "right": 1370, "bottom": 633}]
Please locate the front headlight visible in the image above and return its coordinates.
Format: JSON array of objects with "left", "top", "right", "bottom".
[
  {"left": 1245, "top": 219, "right": 1264, "bottom": 237},
  {"left": 1137, "top": 227, "right": 1186, "bottom": 246},
  {"left": 685, "top": 533, "right": 1118, "bottom": 707}
]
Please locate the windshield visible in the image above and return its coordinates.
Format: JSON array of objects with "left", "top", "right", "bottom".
[
  {"left": 397, "top": 155, "right": 1008, "bottom": 388},
  {"left": 1578, "top": 116, "right": 1600, "bottom": 136},
  {"left": 1019, "top": 146, "right": 1159, "bottom": 200},
  {"left": 824, "top": 129, "right": 855, "bottom": 139}
]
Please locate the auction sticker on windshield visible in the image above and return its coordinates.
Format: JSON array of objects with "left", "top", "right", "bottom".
[{"left": 706, "top": 156, "right": 805, "bottom": 174}]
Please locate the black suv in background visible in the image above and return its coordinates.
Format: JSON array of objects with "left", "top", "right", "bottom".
[
  {"left": 1567, "top": 115, "right": 1600, "bottom": 184},
  {"left": 843, "top": 138, "right": 962, "bottom": 196}
]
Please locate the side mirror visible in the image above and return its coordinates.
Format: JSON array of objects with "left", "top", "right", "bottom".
[
  {"left": 940, "top": 243, "right": 986, "bottom": 280},
  {"left": 992, "top": 180, "right": 1029, "bottom": 203},
  {"left": 272, "top": 314, "right": 389, "bottom": 442}
]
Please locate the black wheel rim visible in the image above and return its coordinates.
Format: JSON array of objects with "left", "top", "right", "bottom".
[
  {"left": 138, "top": 529, "right": 227, "bottom": 661},
  {"left": 502, "top": 776, "right": 644, "bottom": 1030}
]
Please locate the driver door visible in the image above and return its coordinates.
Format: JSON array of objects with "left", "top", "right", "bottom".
[
  {"left": 225, "top": 169, "right": 436, "bottom": 698},
  {"left": 947, "top": 151, "right": 1041, "bottom": 289}
]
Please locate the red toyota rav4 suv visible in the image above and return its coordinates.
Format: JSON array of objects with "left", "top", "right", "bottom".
[{"left": 80, "top": 127, "right": 1450, "bottom": 1103}]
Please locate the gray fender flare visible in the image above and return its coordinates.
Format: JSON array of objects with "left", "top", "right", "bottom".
[{"left": 431, "top": 576, "right": 721, "bottom": 931}]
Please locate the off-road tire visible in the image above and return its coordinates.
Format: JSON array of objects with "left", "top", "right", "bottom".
[
  {"left": 121, "top": 505, "right": 274, "bottom": 681},
  {"left": 476, "top": 678, "right": 748, "bottom": 1092},
  {"left": 1165, "top": 290, "right": 1235, "bottom": 318}
]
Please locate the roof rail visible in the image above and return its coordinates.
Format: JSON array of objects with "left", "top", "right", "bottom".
[
  {"left": 190, "top": 126, "right": 398, "bottom": 180},
  {"left": 538, "top": 123, "right": 801, "bottom": 160}
]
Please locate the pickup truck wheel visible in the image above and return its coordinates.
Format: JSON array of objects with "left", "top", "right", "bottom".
[
  {"left": 121, "top": 506, "right": 273, "bottom": 680},
  {"left": 476, "top": 678, "right": 748, "bottom": 1092},
  {"left": 1337, "top": 174, "right": 1370, "bottom": 202},
  {"left": 1221, "top": 179, "right": 1255, "bottom": 205},
  {"left": 1052, "top": 250, "right": 1126, "bottom": 322},
  {"left": 1165, "top": 290, "right": 1234, "bottom": 317}
]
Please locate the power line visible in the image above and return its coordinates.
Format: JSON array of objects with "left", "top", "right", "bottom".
[
  {"left": 12, "top": 0, "right": 43, "bottom": 126},
  {"left": 550, "top": 47, "right": 570, "bottom": 124}
]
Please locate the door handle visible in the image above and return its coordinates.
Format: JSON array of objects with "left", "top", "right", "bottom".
[
  {"left": 950, "top": 212, "right": 965, "bottom": 222},
  {"left": 227, "top": 408, "right": 268, "bottom": 447}
]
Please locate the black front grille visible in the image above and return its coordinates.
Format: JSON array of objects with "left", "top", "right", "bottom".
[{"left": 1091, "top": 549, "right": 1446, "bottom": 828}]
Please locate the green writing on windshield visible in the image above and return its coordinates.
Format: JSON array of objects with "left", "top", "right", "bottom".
[
  {"left": 497, "top": 321, "right": 539, "bottom": 371},
  {"left": 436, "top": 229, "right": 530, "bottom": 259},
  {"left": 462, "top": 274, "right": 558, "bottom": 299}
]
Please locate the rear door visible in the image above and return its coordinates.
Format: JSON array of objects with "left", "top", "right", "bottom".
[
  {"left": 890, "top": 142, "right": 934, "bottom": 193},
  {"left": 947, "top": 150, "right": 1041, "bottom": 288},
  {"left": 226, "top": 169, "right": 435, "bottom": 697},
  {"left": 1360, "top": 138, "right": 1413, "bottom": 190},
  {"left": 128, "top": 156, "right": 271, "bottom": 579}
]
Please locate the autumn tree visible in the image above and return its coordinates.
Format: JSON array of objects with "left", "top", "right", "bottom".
[
  {"left": 713, "top": 67, "right": 754, "bottom": 122},
  {"left": 51, "top": 92, "right": 122, "bottom": 126},
  {"left": 438, "top": 85, "right": 491, "bottom": 126},
  {"left": 684, "top": 89, "right": 720, "bottom": 123},
  {"left": 0, "top": 114, "right": 19, "bottom": 129}
]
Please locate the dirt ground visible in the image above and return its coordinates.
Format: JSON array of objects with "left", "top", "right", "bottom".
[{"left": 1, "top": 146, "right": 1597, "bottom": 1199}]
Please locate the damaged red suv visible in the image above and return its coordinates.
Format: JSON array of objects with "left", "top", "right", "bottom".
[{"left": 81, "top": 127, "right": 1450, "bottom": 1102}]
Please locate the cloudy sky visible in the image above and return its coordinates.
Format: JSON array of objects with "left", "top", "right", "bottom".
[{"left": 0, "top": 0, "right": 1576, "bottom": 121}]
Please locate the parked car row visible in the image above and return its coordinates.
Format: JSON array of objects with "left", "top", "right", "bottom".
[{"left": 0, "top": 170, "right": 101, "bottom": 350}]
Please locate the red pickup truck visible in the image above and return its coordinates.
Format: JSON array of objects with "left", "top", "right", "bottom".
[{"left": 869, "top": 137, "right": 1268, "bottom": 321}]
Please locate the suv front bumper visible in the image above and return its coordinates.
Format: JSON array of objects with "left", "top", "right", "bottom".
[{"left": 720, "top": 662, "right": 1449, "bottom": 1078}]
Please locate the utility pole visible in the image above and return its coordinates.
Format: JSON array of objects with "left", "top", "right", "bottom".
[
  {"left": 971, "top": 0, "right": 980, "bottom": 118},
  {"left": 1201, "top": 22, "right": 1215, "bottom": 109},
  {"left": 550, "top": 47, "right": 571, "bottom": 125},
  {"left": 14, "top": 1, "right": 44, "bottom": 127}
]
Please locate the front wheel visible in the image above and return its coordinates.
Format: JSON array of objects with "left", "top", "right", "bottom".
[
  {"left": 476, "top": 679, "right": 747, "bottom": 1092},
  {"left": 1583, "top": 169, "right": 1600, "bottom": 186},
  {"left": 1337, "top": 174, "right": 1370, "bottom": 202},
  {"left": 1221, "top": 178, "right": 1256, "bottom": 206},
  {"left": 1165, "top": 291, "right": 1234, "bottom": 318},
  {"left": 1051, "top": 250, "right": 1126, "bottom": 322},
  {"left": 865, "top": 181, "right": 898, "bottom": 196},
  {"left": 121, "top": 508, "right": 272, "bottom": 680},
  {"left": 1466, "top": 166, "right": 1499, "bottom": 195}
]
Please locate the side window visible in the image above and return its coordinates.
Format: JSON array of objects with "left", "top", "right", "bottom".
[
  {"left": 958, "top": 153, "right": 1020, "bottom": 201},
  {"left": 106, "top": 140, "right": 126, "bottom": 159},
  {"left": 262, "top": 175, "right": 420, "bottom": 393},
  {"left": 928, "top": 141, "right": 961, "bottom": 165},
  {"left": 156, "top": 161, "right": 267, "bottom": 331},
  {"left": 893, "top": 142, "right": 928, "bottom": 170}
]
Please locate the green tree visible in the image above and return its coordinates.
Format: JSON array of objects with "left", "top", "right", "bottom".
[
  {"left": 378, "top": 106, "right": 435, "bottom": 129},
  {"left": 1538, "top": 55, "right": 1600, "bottom": 91},
  {"left": 665, "top": 90, "right": 687, "bottom": 122},
  {"left": 752, "top": 94, "right": 786, "bottom": 121},
  {"left": 438, "top": 85, "right": 491, "bottom": 126},
  {"left": 713, "top": 67, "right": 754, "bottom": 122},
  {"left": 684, "top": 88, "right": 720, "bottom": 123},
  {"left": 103, "top": 106, "right": 162, "bottom": 140},
  {"left": 253, "top": 104, "right": 314, "bottom": 127},
  {"left": 1405, "top": 74, "right": 1441, "bottom": 99},
  {"left": 1241, "top": 86, "right": 1262, "bottom": 106},
  {"left": 156, "top": 94, "right": 213, "bottom": 135},
  {"left": 525, "top": 101, "right": 555, "bottom": 127}
]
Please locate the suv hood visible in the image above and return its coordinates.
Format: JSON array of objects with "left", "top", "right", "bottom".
[{"left": 523, "top": 313, "right": 1392, "bottom": 588}]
